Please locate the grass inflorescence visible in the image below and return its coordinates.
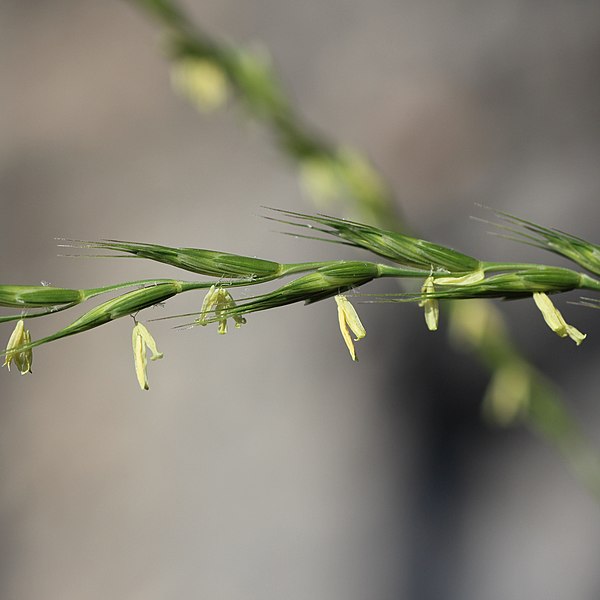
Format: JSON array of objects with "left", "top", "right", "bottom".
[{"left": 3, "top": 209, "right": 599, "bottom": 390}]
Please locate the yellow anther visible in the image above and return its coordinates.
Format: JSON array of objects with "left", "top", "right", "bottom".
[
  {"left": 335, "top": 295, "right": 366, "bottom": 361},
  {"left": 533, "top": 292, "right": 586, "bottom": 345},
  {"left": 3, "top": 319, "right": 33, "bottom": 375},
  {"left": 132, "top": 322, "right": 163, "bottom": 390},
  {"left": 419, "top": 276, "right": 439, "bottom": 331}
]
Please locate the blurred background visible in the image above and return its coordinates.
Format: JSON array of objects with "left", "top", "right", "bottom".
[{"left": 1, "top": 0, "right": 600, "bottom": 598}]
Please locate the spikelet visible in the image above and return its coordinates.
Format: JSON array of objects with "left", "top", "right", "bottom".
[
  {"left": 266, "top": 208, "right": 482, "bottom": 273},
  {"left": 484, "top": 209, "right": 600, "bottom": 277},
  {"left": 61, "top": 240, "right": 283, "bottom": 280},
  {"left": 0, "top": 285, "right": 84, "bottom": 308}
]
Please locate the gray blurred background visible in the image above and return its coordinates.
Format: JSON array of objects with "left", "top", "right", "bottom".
[{"left": 1, "top": 1, "right": 600, "bottom": 598}]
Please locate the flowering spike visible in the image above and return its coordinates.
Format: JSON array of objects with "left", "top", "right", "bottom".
[
  {"left": 3, "top": 319, "right": 33, "bottom": 375},
  {"left": 335, "top": 295, "right": 366, "bottom": 361},
  {"left": 419, "top": 276, "right": 439, "bottom": 331},
  {"left": 132, "top": 322, "right": 163, "bottom": 390},
  {"left": 533, "top": 292, "right": 586, "bottom": 345}
]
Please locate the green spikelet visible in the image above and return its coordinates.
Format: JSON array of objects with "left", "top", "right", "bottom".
[
  {"left": 0, "top": 285, "right": 84, "bottom": 308},
  {"left": 484, "top": 209, "right": 600, "bottom": 277},
  {"left": 266, "top": 209, "right": 482, "bottom": 273},
  {"left": 62, "top": 239, "right": 284, "bottom": 280}
]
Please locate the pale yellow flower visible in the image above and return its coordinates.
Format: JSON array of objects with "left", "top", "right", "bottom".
[
  {"left": 533, "top": 292, "right": 586, "bottom": 345},
  {"left": 335, "top": 295, "right": 366, "bottom": 361},
  {"left": 3, "top": 319, "right": 33, "bottom": 375},
  {"left": 132, "top": 322, "right": 163, "bottom": 390},
  {"left": 197, "top": 285, "right": 246, "bottom": 335}
]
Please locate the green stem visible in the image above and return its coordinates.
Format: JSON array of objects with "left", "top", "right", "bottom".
[
  {"left": 579, "top": 274, "right": 600, "bottom": 292},
  {"left": 376, "top": 264, "right": 431, "bottom": 279}
]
